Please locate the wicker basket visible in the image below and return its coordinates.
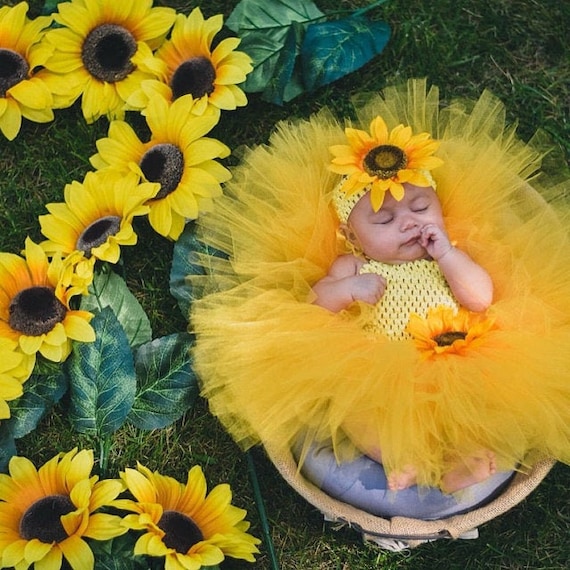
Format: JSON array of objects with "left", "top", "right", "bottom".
[{"left": 266, "top": 445, "right": 555, "bottom": 551}]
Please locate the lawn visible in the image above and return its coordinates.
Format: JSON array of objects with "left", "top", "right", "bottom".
[{"left": 1, "top": 0, "right": 569, "bottom": 568}]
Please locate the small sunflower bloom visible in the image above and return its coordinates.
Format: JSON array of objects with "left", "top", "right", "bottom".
[
  {"left": 39, "top": 170, "right": 159, "bottom": 264},
  {"left": 42, "top": 0, "right": 176, "bottom": 123},
  {"left": 91, "top": 94, "right": 231, "bottom": 240},
  {"left": 0, "top": 448, "right": 126, "bottom": 570},
  {"left": 0, "top": 337, "right": 34, "bottom": 419},
  {"left": 0, "top": 2, "right": 58, "bottom": 140},
  {"left": 114, "top": 463, "right": 261, "bottom": 570},
  {"left": 330, "top": 116, "right": 444, "bottom": 211},
  {"left": 406, "top": 306, "right": 496, "bottom": 359},
  {"left": 129, "top": 7, "right": 253, "bottom": 116},
  {"left": 0, "top": 238, "right": 95, "bottom": 364}
]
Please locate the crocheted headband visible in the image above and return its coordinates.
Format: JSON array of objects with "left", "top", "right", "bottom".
[{"left": 329, "top": 116, "right": 444, "bottom": 223}]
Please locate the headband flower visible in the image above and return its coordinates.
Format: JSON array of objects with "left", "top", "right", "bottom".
[{"left": 329, "top": 116, "right": 444, "bottom": 214}]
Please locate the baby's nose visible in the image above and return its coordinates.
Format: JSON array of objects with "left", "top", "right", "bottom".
[{"left": 401, "top": 216, "right": 419, "bottom": 230}]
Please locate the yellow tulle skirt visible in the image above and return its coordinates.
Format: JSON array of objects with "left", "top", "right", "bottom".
[{"left": 190, "top": 79, "right": 570, "bottom": 487}]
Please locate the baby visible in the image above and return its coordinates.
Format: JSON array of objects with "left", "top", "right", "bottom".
[{"left": 313, "top": 119, "right": 496, "bottom": 493}]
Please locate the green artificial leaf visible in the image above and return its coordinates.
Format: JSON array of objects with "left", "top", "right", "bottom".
[
  {"left": 67, "top": 307, "right": 136, "bottom": 436},
  {"left": 301, "top": 15, "right": 391, "bottom": 91},
  {"left": 0, "top": 427, "right": 17, "bottom": 472},
  {"left": 226, "top": 0, "right": 325, "bottom": 93},
  {"left": 41, "top": 0, "right": 60, "bottom": 15},
  {"left": 261, "top": 21, "right": 305, "bottom": 105},
  {"left": 89, "top": 534, "right": 149, "bottom": 570},
  {"left": 81, "top": 267, "right": 152, "bottom": 348},
  {"left": 170, "top": 224, "right": 227, "bottom": 315},
  {"left": 7, "top": 368, "right": 68, "bottom": 439},
  {"left": 129, "top": 333, "right": 198, "bottom": 430}
]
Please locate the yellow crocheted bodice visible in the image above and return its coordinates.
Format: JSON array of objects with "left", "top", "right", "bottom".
[{"left": 360, "top": 259, "right": 459, "bottom": 340}]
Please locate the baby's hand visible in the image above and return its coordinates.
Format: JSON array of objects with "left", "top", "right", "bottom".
[
  {"left": 350, "top": 273, "right": 387, "bottom": 305},
  {"left": 419, "top": 224, "right": 453, "bottom": 260}
]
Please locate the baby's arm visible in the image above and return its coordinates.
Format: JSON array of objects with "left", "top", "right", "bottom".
[
  {"left": 420, "top": 224, "right": 493, "bottom": 312},
  {"left": 312, "top": 254, "right": 387, "bottom": 312}
]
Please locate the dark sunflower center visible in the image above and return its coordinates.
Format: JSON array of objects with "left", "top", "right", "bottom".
[
  {"left": 140, "top": 143, "right": 184, "bottom": 199},
  {"left": 82, "top": 24, "right": 137, "bottom": 82},
  {"left": 433, "top": 331, "right": 467, "bottom": 347},
  {"left": 9, "top": 286, "right": 67, "bottom": 336},
  {"left": 0, "top": 48, "right": 29, "bottom": 97},
  {"left": 20, "top": 494, "right": 75, "bottom": 543},
  {"left": 363, "top": 145, "right": 408, "bottom": 179},
  {"left": 170, "top": 56, "right": 216, "bottom": 100},
  {"left": 158, "top": 510, "right": 204, "bottom": 553},
  {"left": 76, "top": 215, "right": 122, "bottom": 254}
]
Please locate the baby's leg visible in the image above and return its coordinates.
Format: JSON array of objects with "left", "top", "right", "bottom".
[
  {"left": 363, "top": 447, "right": 418, "bottom": 491},
  {"left": 440, "top": 450, "right": 497, "bottom": 494},
  {"left": 387, "top": 464, "right": 418, "bottom": 491}
]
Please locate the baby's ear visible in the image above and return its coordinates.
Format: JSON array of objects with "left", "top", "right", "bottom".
[{"left": 340, "top": 223, "right": 357, "bottom": 245}]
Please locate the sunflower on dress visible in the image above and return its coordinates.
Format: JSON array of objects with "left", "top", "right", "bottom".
[
  {"left": 90, "top": 94, "right": 231, "bottom": 240},
  {"left": 0, "top": 449, "right": 126, "bottom": 570},
  {"left": 0, "top": 238, "right": 95, "bottom": 365},
  {"left": 128, "top": 7, "right": 253, "bottom": 117},
  {"left": 39, "top": 170, "right": 159, "bottom": 265},
  {"left": 113, "top": 463, "right": 260, "bottom": 570},
  {"left": 41, "top": 0, "right": 176, "bottom": 123},
  {"left": 0, "top": 2, "right": 59, "bottom": 140}
]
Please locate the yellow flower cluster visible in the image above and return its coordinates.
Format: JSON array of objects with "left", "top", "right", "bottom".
[
  {"left": 0, "top": 449, "right": 260, "bottom": 570},
  {"left": 0, "top": 1, "right": 252, "bottom": 414}
]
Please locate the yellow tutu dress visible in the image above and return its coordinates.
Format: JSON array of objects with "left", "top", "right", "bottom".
[{"left": 190, "top": 78, "right": 570, "bottom": 487}]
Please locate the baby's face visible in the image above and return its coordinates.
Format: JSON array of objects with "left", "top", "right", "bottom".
[{"left": 346, "top": 184, "right": 444, "bottom": 264}]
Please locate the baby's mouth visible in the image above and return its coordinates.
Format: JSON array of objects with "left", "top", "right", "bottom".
[{"left": 403, "top": 235, "right": 421, "bottom": 247}]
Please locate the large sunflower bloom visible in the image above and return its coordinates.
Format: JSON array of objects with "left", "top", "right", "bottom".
[
  {"left": 42, "top": 0, "right": 176, "bottom": 123},
  {"left": 0, "top": 337, "right": 34, "bottom": 419},
  {"left": 91, "top": 94, "right": 231, "bottom": 240},
  {"left": 0, "top": 449, "right": 126, "bottom": 570},
  {"left": 330, "top": 115, "right": 444, "bottom": 211},
  {"left": 39, "top": 170, "right": 158, "bottom": 264},
  {"left": 0, "top": 238, "right": 95, "bottom": 364},
  {"left": 128, "top": 7, "right": 252, "bottom": 116},
  {"left": 406, "top": 305, "right": 496, "bottom": 359},
  {"left": 113, "top": 463, "right": 260, "bottom": 570},
  {"left": 0, "top": 2, "right": 58, "bottom": 140}
]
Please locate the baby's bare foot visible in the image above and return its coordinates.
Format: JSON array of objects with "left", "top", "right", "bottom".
[
  {"left": 388, "top": 465, "right": 417, "bottom": 491},
  {"left": 441, "top": 451, "right": 496, "bottom": 494}
]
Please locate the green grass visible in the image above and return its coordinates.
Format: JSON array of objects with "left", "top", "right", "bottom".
[{"left": 2, "top": 0, "right": 569, "bottom": 568}]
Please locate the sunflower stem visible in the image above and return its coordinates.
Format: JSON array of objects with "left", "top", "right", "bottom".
[
  {"left": 98, "top": 435, "right": 113, "bottom": 478},
  {"left": 353, "top": 0, "right": 391, "bottom": 17},
  {"left": 246, "top": 451, "right": 280, "bottom": 570}
]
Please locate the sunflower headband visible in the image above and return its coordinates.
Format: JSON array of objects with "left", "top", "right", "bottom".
[{"left": 329, "top": 116, "right": 444, "bottom": 223}]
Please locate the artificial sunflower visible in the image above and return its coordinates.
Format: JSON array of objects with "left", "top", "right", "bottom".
[
  {"left": 0, "top": 2, "right": 59, "bottom": 140},
  {"left": 0, "top": 238, "right": 95, "bottom": 364},
  {"left": 113, "top": 463, "right": 260, "bottom": 570},
  {"left": 39, "top": 170, "right": 158, "bottom": 264},
  {"left": 406, "top": 305, "right": 496, "bottom": 359},
  {"left": 0, "top": 337, "right": 34, "bottom": 419},
  {"left": 128, "top": 7, "right": 252, "bottom": 116},
  {"left": 91, "top": 94, "right": 231, "bottom": 240},
  {"left": 329, "top": 115, "right": 444, "bottom": 211},
  {"left": 41, "top": 0, "right": 176, "bottom": 123},
  {"left": 0, "top": 448, "right": 126, "bottom": 570}
]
